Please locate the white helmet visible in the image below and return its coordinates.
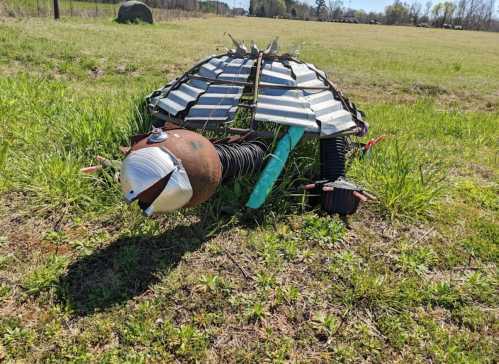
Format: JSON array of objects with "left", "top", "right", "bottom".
[{"left": 120, "top": 146, "right": 193, "bottom": 216}]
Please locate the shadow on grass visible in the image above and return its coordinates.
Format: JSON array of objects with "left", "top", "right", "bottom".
[{"left": 58, "top": 220, "right": 212, "bottom": 316}]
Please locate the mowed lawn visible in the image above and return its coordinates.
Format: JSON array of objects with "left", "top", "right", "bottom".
[{"left": 0, "top": 15, "right": 498, "bottom": 362}]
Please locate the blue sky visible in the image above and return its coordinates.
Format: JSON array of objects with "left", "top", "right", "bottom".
[{"left": 345, "top": 0, "right": 397, "bottom": 12}]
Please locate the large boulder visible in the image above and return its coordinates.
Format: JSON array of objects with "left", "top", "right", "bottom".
[{"left": 117, "top": 1, "right": 153, "bottom": 24}]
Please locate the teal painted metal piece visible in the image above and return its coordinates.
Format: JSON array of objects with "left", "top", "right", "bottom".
[{"left": 246, "top": 126, "right": 305, "bottom": 209}]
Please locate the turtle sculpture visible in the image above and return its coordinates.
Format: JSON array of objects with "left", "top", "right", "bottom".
[{"left": 87, "top": 37, "right": 379, "bottom": 217}]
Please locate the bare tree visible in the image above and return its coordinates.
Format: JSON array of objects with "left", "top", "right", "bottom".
[
  {"left": 329, "top": 0, "right": 343, "bottom": 19},
  {"left": 432, "top": 2, "right": 443, "bottom": 25},
  {"left": 385, "top": 0, "right": 410, "bottom": 24},
  {"left": 455, "top": 0, "right": 467, "bottom": 25},
  {"left": 409, "top": 1, "right": 423, "bottom": 24},
  {"left": 442, "top": 1, "right": 457, "bottom": 25},
  {"left": 455, "top": 0, "right": 497, "bottom": 29},
  {"left": 424, "top": 0, "right": 433, "bottom": 17},
  {"left": 315, "top": 0, "right": 327, "bottom": 18}
]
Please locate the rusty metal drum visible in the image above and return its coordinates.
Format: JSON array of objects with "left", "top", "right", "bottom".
[{"left": 121, "top": 128, "right": 222, "bottom": 215}]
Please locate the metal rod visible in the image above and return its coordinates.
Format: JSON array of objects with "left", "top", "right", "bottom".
[
  {"left": 362, "top": 191, "right": 377, "bottom": 200},
  {"left": 250, "top": 51, "right": 263, "bottom": 130},
  {"left": 237, "top": 103, "right": 255, "bottom": 109},
  {"left": 188, "top": 74, "right": 330, "bottom": 91},
  {"left": 149, "top": 110, "right": 358, "bottom": 139},
  {"left": 353, "top": 191, "right": 368, "bottom": 202},
  {"left": 53, "top": 0, "right": 60, "bottom": 19}
]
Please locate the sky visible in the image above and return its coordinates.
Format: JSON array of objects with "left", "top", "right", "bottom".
[{"left": 346, "top": 0, "right": 397, "bottom": 12}]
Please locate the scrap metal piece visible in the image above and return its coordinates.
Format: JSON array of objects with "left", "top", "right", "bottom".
[
  {"left": 288, "top": 61, "right": 325, "bottom": 89},
  {"left": 126, "top": 129, "right": 222, "bottom": 213},
  {"left": 288, "top": 61, "right": 357, "bottom": 136},
  {"left": 147, "top": 44, "right": 367, "bottom": 138},
  {"left": 319, "top": 109, "right": 358, "bottom": 136},
  {"left": 148, "top": 128, "right": 168, "bottom": 143},
  {"left": 156, "top": 81, "right": 207, "bottom": 116},
  {"left": 259, "top": 60, "right": 294, "bottom": 86},
  {"left": 264, "top": 37, "right": 279, "bottom": 56},
  {"left": 250, "top": 41, "right": 259, "bottom": 56},
  {"left": 185, "top": 57, "right": 254, "bottom": 124},
  {"left": 254, "top": 60, "right": 319, "bottom": 131},
  {"left": 255, "top": 90, "right": 318, "bottom": 131},
  {"left": 227, "top": 33, "right": 248, "bottom": 56},
  {"left": 120, "top": 146, "right": 193, "bottom": 213},
  {"left": 198, "top": 56, "right": 232, "bottom": 79}
]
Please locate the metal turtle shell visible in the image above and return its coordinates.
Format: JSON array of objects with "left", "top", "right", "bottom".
[
  {"left": 147, "top": 39, "right": 367, "bottom": 138},
  {"left": 131, "top": 129, "right": 222, "bottom": 207}
]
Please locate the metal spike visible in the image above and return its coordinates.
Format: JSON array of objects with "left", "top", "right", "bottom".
[
  {"left": 226, "top": 33, "right": 248, "bottom": 56},
  {"left": 288, "top": 45, "right": 300, "bottom": 57},
  {"left": 264, "top": 37, "right": 279, "bottom": 55},
  {"left": 250, "top": 41, "right": 259, "bottom": 56}
]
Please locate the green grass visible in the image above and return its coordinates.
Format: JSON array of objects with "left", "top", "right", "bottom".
[
  {"left": 1, "top": 0, "right": 204, "bottom": 21},
  {"left": 0, "top": 15, "right": 498, "bottom": 363}
]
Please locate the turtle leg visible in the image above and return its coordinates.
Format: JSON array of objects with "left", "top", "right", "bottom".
[{"left": 246, "top": 126, "right": 305, "bottom": 209}]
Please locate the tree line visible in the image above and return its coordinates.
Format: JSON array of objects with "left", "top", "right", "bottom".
[
  {"left": 77, "top": 1, "right": 232, "bottom": 14},
  {"left": 249, "top": 0, "right": 498, "bottom": 31},
  {"left": 249, "top": 0, "right": 316, "bottom": 19},
  {"left": 384, "top": 0, "right": 496, "bottom": 30},
  {"left": 81, "top": 0, "right": 497, "bottom": 31}
]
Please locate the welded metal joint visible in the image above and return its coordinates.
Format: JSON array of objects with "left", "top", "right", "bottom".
[
  {"left": 132, "top": 39, "right": 371, "bottom": 217},
  {"left": 148, "top": 128, "right": 168, "bottom": 143}
]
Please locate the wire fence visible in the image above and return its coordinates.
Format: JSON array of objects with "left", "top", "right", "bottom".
[{"left": 2, "top": 0, "right": 206, "bottom": 20}]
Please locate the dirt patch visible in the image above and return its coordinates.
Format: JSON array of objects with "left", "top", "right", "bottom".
[
  {"left": 408, "top": 82, "right": 448, "bottom": 96},
  {"left": 88, "top": 66, "right": 104, "bottom": 79}
]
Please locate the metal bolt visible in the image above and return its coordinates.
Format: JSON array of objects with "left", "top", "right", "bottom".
[{"left": 148, "top": 128, "right": 168, "bottom": 143}]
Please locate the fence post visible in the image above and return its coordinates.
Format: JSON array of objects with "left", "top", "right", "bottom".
[
  {"left": 70, "top": 0, "right": 73, "bottom": 17},
  {"left": 95, "top": 0, "right": 98, "bottom": 17},
  {"left": 53, "top": 0, "right": 60, "bottom": 19}
]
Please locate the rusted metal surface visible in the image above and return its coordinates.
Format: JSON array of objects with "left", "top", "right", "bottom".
[{"left": 131, "top": 129, "right": 222, "bottom": 207}]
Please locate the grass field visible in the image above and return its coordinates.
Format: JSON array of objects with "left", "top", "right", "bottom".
[
  {"left": 0, "top": 14, "right": 498, "bottom": 363},
  {"left": 1, "top": 0, "right": 203, "bottom": 20},
  {"left": 2, "top": 0, "right": 118, "bottom": 17}
]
